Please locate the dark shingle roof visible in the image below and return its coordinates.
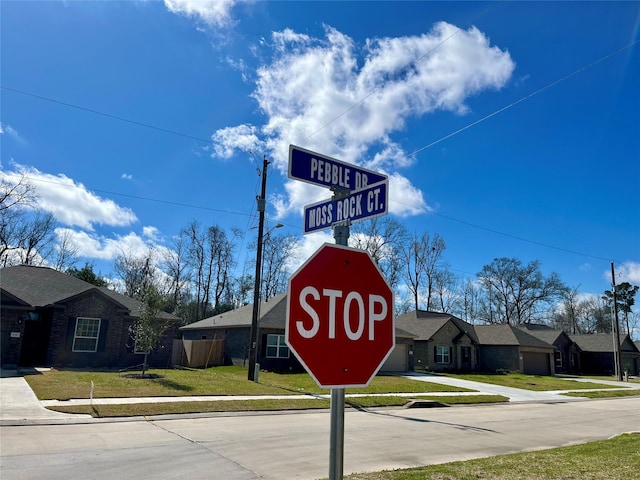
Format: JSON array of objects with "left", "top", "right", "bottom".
[
  {"left": 395, "top": 311, "right": 477, "bottom": 342},
  {"left": 475, "top": 324, "right": 553, "bottom": 349},
  {"left": 570, "top": 334, "right": 627, "bottom": 353},
  {"left": 519, "top": 327, "right": 566, "bottom": 345},
  {"left": 1, "top": 265, "right": 95, "bottom": 306},
  {"left": 181, "top": 293, "right": 287, "bottom": 330},
  {"left": 1, "top": 265, "right": 179, "bottom": 321}
]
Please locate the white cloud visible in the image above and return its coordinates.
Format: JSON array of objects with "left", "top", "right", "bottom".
[
  {"left": 212, "top": 22, "right": 515, "bottom": 222},
  {"left": 121, "top": 173, "right": 133, "bottom": 180},
  {"left": 55, "top": 228, "right": 152, "bottom": 260},
  {"left": 211, "top": 124, "right": 264, "bottom": 159},
  {"left": 142, "top": 226, "right": 162, "bottom": 242},
  {"left": 0, "top": 122, "right": 26, "bottom": 144},
  {"left": 163, "top": 0, "right": 246, "bottom": 28},
  {"left": 1, "top": 165, "right": 137, "bottom": 230},
  {"left": 615, "top": 261, "right": 640, "bottom": 285}
]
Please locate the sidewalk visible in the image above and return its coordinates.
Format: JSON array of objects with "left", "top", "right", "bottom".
[
  {"left": 0, "top": 369, "right": 92, "bottom": 422},
  {"left": 402, "top": 372, "right": 640, "bottom": 402}
]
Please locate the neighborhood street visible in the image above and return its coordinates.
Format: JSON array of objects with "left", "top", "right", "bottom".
[{"left": 1, "top": 396, "right": 638, "bottom": 480}]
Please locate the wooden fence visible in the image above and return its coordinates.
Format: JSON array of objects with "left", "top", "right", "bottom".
[{"left": 172, "top": 339, "right": 224, "bottom": 368}]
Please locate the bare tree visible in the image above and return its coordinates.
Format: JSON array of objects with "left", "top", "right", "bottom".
[
  {"left": 402, "top": 232, "right": 429, "bottom": 311},
  {"left": 182, "top": 222, "right": 238, "bottom": 318},
  {"left": 52, "top": 229, "right": 80, "bottom": 271},
  {"left": 0, "top": 174, "right": 57, "bottom": 267},
  {"left": 350, "top": 217, "right": 408, "bottom": 289},
  {"left": 114, "top": 249, "right": 157, "bottom": 300},
  {"left": 432, "top": 267, "right": 457, "bottom": 313},
  {"left": 422, "top": 233, "right": 446, "bottom": 311},
  {"left": 260, "top": 233, "right": 300, "bottom": 300},
  {"left": 453, "top": 278, "right": 482, "bottom": 324},
  {"left": 160, "top": 233, "right": 190, "bottom": 314},
  {"left": 477, "top": 257, "right": 568, "bottom": 325}
]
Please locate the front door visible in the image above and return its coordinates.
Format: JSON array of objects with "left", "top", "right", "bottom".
[
  {"left": 18, "top": 314, "right": 51, "bottom": 366},
  {"left": 461, "top": 346, "right": 471, "bottom": 370}
]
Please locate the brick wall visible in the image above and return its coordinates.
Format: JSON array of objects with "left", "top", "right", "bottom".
[
  {"left": 0, "top": 309, "right": 25, "bottom": 367},
  {"left": 478, "top": 345, "right": 520, "bottom": 372}
]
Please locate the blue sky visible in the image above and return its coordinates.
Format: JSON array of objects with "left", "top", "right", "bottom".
[{"left": 1, "top": 0, "right": 639, "bottom": 300}]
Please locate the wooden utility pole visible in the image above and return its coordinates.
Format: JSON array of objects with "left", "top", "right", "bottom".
[
  {"left": 611, "top": 262, "right": 623, "bottom": 381},
  {"left": 248, "top": 156, "right": 269, "bottom": 382}
]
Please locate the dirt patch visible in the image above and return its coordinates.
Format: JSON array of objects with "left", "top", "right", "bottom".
[{"left": 121, "top": 373, "right": 163, "bottom": 379}]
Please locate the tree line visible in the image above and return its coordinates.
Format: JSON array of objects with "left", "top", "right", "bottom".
[{"left": 1, "top": 175, "right": 637, "bottom": 336}]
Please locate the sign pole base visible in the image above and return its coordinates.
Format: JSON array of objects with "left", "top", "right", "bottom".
[{"left": 329, "top": 387, "right": 345, "bottom": 480}]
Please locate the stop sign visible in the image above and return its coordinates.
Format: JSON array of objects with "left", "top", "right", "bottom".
[{"left": 286, "top": 243, "right": 395, "bottom": 388}]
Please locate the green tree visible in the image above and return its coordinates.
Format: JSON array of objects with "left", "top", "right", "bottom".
[
  {"left": 67, "top": 263, "right": 109, "bottom": 287},
  {"left": 603, "top": 282, "right": 639, "bottom": 336},
  {"left": 129, "top": 285, "right": 173, "bottom": 375}
]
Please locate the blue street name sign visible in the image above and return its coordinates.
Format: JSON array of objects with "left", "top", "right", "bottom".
[
  {"left": 289, "top": 144, "right": 388, "bottom": 190},
  {"left": 303, "top": 180, "right": 388, "bottom": 234}
]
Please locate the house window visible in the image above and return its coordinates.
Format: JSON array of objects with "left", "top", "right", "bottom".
[
  {"left": 73, "top": 317, "right": 101, "bottom": 352},
  {"left": 266, "top": 334, "right": 290, "bottom": 358},
  {"left": 554, "top": 351, "right": 562, "bottom": 368},
  {"left": 435, "top": 345, "right": 450, "bottom": 364}
]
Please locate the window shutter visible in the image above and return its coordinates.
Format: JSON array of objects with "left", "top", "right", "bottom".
[
  {"left": 97, "top": 319, "right": 109, "bottom": 351},
  {"left": 66, "top": 318, "right": 77, "bottom": 350},
  {"left": 433, "top": 346, "right": 437, "bottom": 362},
  {"left": 449, "top": 346, "right": 452, "bottom": 364}
]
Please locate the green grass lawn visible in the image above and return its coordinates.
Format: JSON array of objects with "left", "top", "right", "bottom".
[
  {"left": 444, "top": 372, "right": 619, "bottom": 391},
  {"left": 49, "top": 394, "right": 509, "bottom": 418},
  {"left": 25, "top": 366, "right": 471, "bottom": 400},
  {"left": 562, "top": 389, "right": 640, "bottom": 399},
  {"left": 342, "top": 433, "right": 640, "bottom": 480},
  {"left": 25, "top": 366, "right": 514, "bottom": 417},
  {"left": 26, "top": 367, "right": 635, "bottom": 417}
]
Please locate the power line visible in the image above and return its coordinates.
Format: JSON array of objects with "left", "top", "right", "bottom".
[
  {"left": 428, "top": 210, "right": 612, "bottom": 263},
  {"left": 0, "top": 85, "right": 214, "bottom": 145},
  {"left": 409, "top": 38, "right": 640, "bottom": 156}
]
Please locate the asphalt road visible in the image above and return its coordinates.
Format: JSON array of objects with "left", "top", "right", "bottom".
[{"left": 1, "top": 397, "right": 638, "bottom": 480}]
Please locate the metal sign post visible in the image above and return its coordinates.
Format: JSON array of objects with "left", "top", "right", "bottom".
[
  {"left": 329, "top": 193, "right": 349, "bottom": 480},
  {"left": 286, "top": 145, "right": 393, "bottom": 480}
]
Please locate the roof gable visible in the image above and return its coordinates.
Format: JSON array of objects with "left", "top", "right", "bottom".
[
  {"left": 395, "top": 310, "right": 476, "bottom": 342},
  {"left": 519, "top": 327, "right": 570, "bottom": 346}
]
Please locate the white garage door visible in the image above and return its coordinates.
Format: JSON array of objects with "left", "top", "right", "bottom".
[{"left": 380, "top": 344, "right": 408, "bottom": 372}]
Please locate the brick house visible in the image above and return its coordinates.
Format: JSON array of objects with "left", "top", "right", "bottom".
[
  {"left": 1, "top": 265, "right": 179, "bottom": 369},
  {"left": 570, "top": 333, "right": 640, "bottom": 376}
]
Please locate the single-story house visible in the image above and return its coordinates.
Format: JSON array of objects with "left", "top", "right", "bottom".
[
  {"left": 1, "top": 265, "right": 179, "bottom": 369},
  {"left": 180, "top": 293, "right": 415, "bottom": 373},
  {"left": 395, "top": 311, "right": 479, "bottom": 372},
  {"left": 519, "top": 324, "right": 580, "bottom": 374},
  {"left": 569, "top": 333, "right": 640, "bottom": 376},
  {"left": 474, "top": 324, "right": 556, "bottom": 375},
  {"left": 181, "top": 293, "right": 299, "bottom": 372}
]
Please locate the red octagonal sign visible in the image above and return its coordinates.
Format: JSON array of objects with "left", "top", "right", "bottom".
[{"left": 286, "top": 243, "right": 395, "bottom": 388}]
